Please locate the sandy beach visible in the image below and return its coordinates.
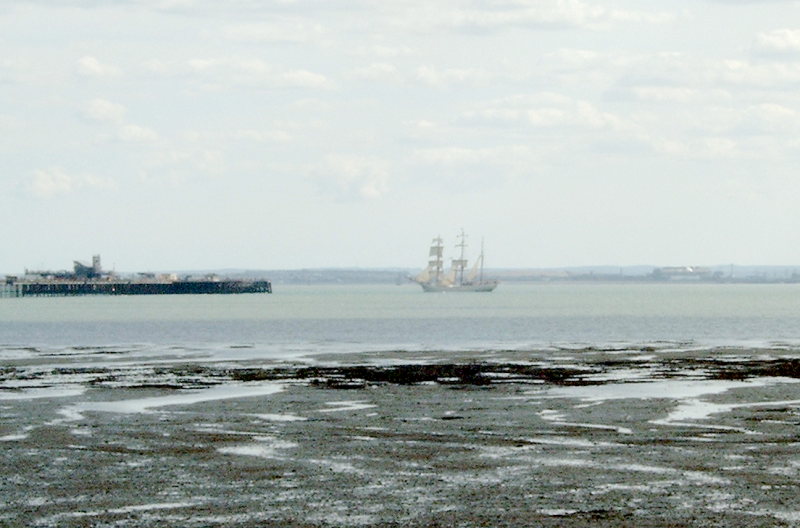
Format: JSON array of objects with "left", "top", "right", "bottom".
[{"left": 2, "top": 346, "right": 800, "bottom": 527}]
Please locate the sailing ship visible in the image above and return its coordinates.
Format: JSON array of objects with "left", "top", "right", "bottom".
[{"left": 413, "top": 230, "right": 498, "bottom": 292}]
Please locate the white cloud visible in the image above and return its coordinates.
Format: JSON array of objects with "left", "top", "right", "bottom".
[
  {"left": 416, "top": 66, "right": 491, "bottom": 87},
  {"left": 314, "top": 155, "right": 389, "bottom": 200},
  {"left": 277, "top": 69, "right": 331, "bottom": 89},
  {"left": 30, "top": 167, "right": 114, "bottom": 197},
  {"left": 31, "top": 167, "right": 73, "bottom": 196},
  {"left": 81, "top": 98, "right": 158, "bottom": 143},
  {"left": 220, "top": 20, "right": 324, "bottom": 43},
  {"left": 608, "top": 51, "right": 800, "bottom": 101},
  {"left": 182, "top": 57, "right": 274, "bottom": 81},
  {"left": 698, "top": 137, "right": 737, "bottom": 158},
  {"left": 231, "top": 129, "right": 292, "bottom": 142},
  {"left": 543, "top": 48, "right": 603, "bottom": 70},
  {"left": 117, "top": 124, "right": 159, "bottom": 142},
  {"left": 713, "top": 59, "right": 800, "bottom": 87},
  {"left": 142, "top": 59, "right": 169, "bottom": 74},
  {"left": 608, "top": 52, "right": 704, "bottom": 90},
  {"left": 187, "top": 58, "right": 218, "bottom": 72},
  {"left": 408, "top": 145, "right": 535, "bottom": 193},
  {"left": 629, "top": 86, "right": 699, "bottom": 103},
  {"left": 412, "top": 144, "right": 539, "bottom": 167},
  {"left": 649, "top": 136, "right": 739, "bottom": 160},
  {"left": 355, "top": 44, "right": 415, "bottom": 58},
  {"left": 194, "top": 55, "right": 264, "bottom": 71},
  {"left": 637, "top": 101, "right": 800, "bottom": 160},
  {"left": 76, "top": 56, "right": 120, "bottom": 78},
  {"left": 84, "top": 98, "right": 126, "bottom": 123},
  {"left": 401, "top": 0, "right": 672, "bottom": 32},
  {"left": 401, "top": 119, "right": 445, "bottom": 142},
  {"left": 754, "top": 28, "right": 800, "bottom": 55},
  {"left": 183, "top": 128, "right": 292, "bottom": 143},
  {"left": 735, "top": 103, "right": 800, "bottom": 135},
  {"left": 171, "top": 57, "right": 331, "bottom": 89},
  {"left": 156, "top": 0, "right": 195, "bottom": 9},
  {"left": 351, "top": 63, "right": 401, "bottom": 82},
  {"left": 231, "top": 58, "right": 271, "bottom": 75},
  {"left": 413, "top": 120, "right": 437, "bottom": 130},
  {"left": 0, "top": 58, "right": 34, "bottom": 84},
  {"left": 462, "top": 93, "right": 625, "bottom": 130},
  {"left": 749, "top": 102, "right": 798, "bottom": 124},
  {"left": 140, "top": 146, "right": 227, "bottom": 185}
]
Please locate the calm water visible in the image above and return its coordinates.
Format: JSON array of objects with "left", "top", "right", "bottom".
[{"left": 2, "top": 282, "right": 800, "bottom": 360}]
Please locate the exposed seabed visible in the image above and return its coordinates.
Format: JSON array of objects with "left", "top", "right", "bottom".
[{"left": 2, "top": 346, "right": 800, "bottom": 527}]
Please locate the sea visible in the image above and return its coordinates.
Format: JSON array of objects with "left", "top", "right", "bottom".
[
  {"left": 2, "top": 282, "right": 800, "bottom": 362},
  {"left": 4, "top": 282, "right": 800, "bottom": 526}
]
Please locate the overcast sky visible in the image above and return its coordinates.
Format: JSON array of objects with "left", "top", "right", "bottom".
[{"left": 3, "top": 0, "right": 800, "bottom": 272}]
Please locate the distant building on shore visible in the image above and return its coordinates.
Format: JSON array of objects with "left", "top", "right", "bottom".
[{"left": 650, "top": 266, "right": 719, "bottom": 281}]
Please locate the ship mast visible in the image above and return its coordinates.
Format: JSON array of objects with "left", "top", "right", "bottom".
[
  {"left": 453, "top": 228, "right": 468, "bottom": 287},
  {"left": 429, "top": 235, "right": 444, "bottom": 284},
  {"left": 479, "top": 238, "right": 485, "bottom": 283}
]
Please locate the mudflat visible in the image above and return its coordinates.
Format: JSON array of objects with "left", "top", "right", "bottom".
[{"left": 2, "top": 347, "right": 799, "bottom": 527}]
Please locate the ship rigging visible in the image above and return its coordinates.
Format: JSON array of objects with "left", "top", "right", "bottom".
[{"left": 412, "top": 230, "right": 498, "bottom": 292}]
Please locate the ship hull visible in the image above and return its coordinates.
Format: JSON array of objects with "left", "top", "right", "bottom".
[{"left": 418, "top": 281, "right": 498, "bottom": 293}]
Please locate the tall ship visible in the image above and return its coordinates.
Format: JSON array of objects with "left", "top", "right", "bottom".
[
  {"left": 412, "top": 230, "right": 498, "bottom": 292},
  {"left": 1, "top": 255, "right": 271, "bottom": 297}
]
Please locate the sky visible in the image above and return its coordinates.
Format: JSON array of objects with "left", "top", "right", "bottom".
[{"left": 3, "top": 0, "right": 800, "bottom": 272}]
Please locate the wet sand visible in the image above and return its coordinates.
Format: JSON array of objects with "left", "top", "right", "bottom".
[{"left": 2, "top": 347, "right": 800, "bottom": 527}]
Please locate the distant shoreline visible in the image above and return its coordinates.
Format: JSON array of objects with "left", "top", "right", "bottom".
[
  {"left": 237, "top": 268, "right": 800, "bottom": 285},
  {"left": 6, "top": 266, "right": 800, "bottom": 286}
]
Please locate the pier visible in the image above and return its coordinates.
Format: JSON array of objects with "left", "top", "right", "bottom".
[
  {"left": 1, "top": 255, "right": 272, "bottom": 297},
  {"left": 1, "top": 279, "right": 272, "bottom": 297}
]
